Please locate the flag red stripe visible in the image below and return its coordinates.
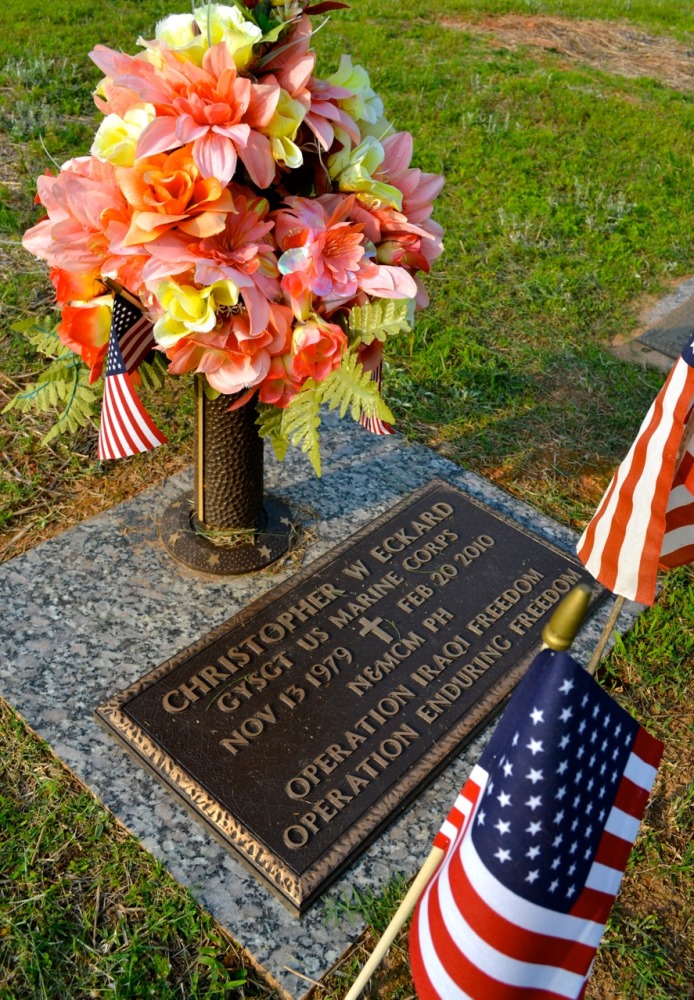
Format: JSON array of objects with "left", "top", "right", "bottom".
[
  {"left": 613, "top": 777, "right": 652, "bottom": 818},
  {"left": 632, "top": 727, "right": 666, "bottom": 770},
  {"left": 569, "top": 887, "right": 616, "bottom": 923},
  {"left": 111, "top": 375, "right": 148, "bottom": 455},
  {"left": 445, "top": 841, "right": 595, "bottom": 974},
  {"left": 597, "top": 379, "right": 669, "bottom": 595},
  {"left": 110, "top": 376, "right": 145, "bottom": 455},
  {"left": 99, "top": 372, "right": 166, "bottom": 460},
  {"left": 425, "top": 875, "right": 576, "bottom": 1000},
  {"left": 681, "top": 456, "right": 694, "bottom": 492},
  {"left": 593, "top": 830, "right": 634, "bottom": 873},
  {"left": 577, "top": 353, "right": 694, "bottom": 603},
  {"left": 660, "top": 541, "right": 694, "bottom": 567},
  {"left": 99, "top": 380, "right": 132, "bottom": 459},
  {"left": 663, "top": 499, "right": 694, "bottom": 532},
  {"left": 120, "top": 316, "right": 154, "bottom": 371},
  {"left": 97, "top": 404, "right": 118, "bottom": 460},
  {"left": 576, "top": 464, "right": 622, "bottom": 567}
]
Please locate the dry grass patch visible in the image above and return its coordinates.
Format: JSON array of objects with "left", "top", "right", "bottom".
[{"left": 442, "top": 15, "right": 694, "bottom": 93}]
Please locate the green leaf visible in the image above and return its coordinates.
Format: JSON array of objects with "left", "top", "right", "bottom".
[
  {"left": 320, "top": 352, "right": 395, "bottom": 423},
  {"left": 347, "top": 298, "right": 413, "bottom": 346},
  {"left": 138, "top": 353, "right": 167, "bottom": 391},
  {"left": 202, "top": 379, "right": 221, "bottom": 402},
  {"left": 3, "top": 346, "right": 99, "bottom": 442},
  {"left": 256, "top": 402, "right": 288, "bottom": 463},
  {"left": 282, "top": 381, "right": 323, "bottom": 475},
  {"left": 11, "top": 317, "right": 71, "bottom": 360}
]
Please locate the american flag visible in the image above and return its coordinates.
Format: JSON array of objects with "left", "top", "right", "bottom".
[
  {"left": 360, "top": 362, "right": 394, "bottom": 436},
  {"left": 97, "top": 294, "right": 167, "bottom": 460},
  {"left": 409, "top": 649, "right": 663, "bottom": 1000},
  {"left": 576, "top": 332, "right": 694, "bottom": 604}
]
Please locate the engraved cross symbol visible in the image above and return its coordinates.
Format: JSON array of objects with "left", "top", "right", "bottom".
[{"left": 358, "top": 616, "right": 394, "bottom": 643}]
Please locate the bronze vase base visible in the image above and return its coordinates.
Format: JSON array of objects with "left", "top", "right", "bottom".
[
  {"left": 160, "top": 491, "right": 293, "bottom": 576},
  {"left": 159, "top": 377, "right": 293, "bottom": 577}
]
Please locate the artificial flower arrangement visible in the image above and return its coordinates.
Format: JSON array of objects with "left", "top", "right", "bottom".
[{"left": 18, "top": 0, "right": 443, "bottom": 473}]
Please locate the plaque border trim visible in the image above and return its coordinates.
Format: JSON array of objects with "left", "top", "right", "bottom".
[{"left": 95, "top": 477, "right": 604, "bottom": 914}]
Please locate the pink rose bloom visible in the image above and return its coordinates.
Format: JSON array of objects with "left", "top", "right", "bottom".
[
  {"left": 259, "top": 352, "right": 302, "bottom": 408},
  {"left": 291, "top": 319, "right": 346, "bottom": 382}
]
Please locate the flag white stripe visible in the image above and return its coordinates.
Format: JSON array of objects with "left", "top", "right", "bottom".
[
  {"left": 612, "top": 361, "right": 689, "bottom": 595},
  {"left": 112, "top": 376, "right": 159, "bottom": 451},
  {"left": 416, "top": 880, "right": 475, "bottom": 1000},
  {"left": 101, "top": 388, "right": 125, "bottom": 459},
  {"left": 579, "top": 359, "right": 688, "bottom": 597},
  {"left": 624, "top": 751, "right": 660, "bottom": 793},
  {"left": 120, "top": 318, "right": 153, "bottom": 370},
  {"left": 604, "top": 806, "right": 641, "bottom": 844},
  {"left": 665, "top": 483, "right": 694, "bottom": 512},
  {"left": 439, "top": 819, "right": 459, "bottom": 843},
  {"left": 97, "top": 415, "right": 114, "bottom": 460},
  {"left": 461, "top": 832, "right": 605, "bottom": 948},
  {"left": 661, "top": 523, "right": 694, "bottom": 556},
  {"left": 110, "top": 380, "right": 144, "bottom": 456},
  {"left": 437, "top": 851, "right": 588, "bottom": 996},
  {"left": 584, "top": 861, "right": 625, "bottom": 897}
]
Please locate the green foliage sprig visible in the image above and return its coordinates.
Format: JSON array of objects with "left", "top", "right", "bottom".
[
  {"left": 347, "top": 298, "right": 414, "bottom": 346},
  {"left": 5, "top": 320, "right": 167, "bottom": 446},
  {"left": 4, "top": 320, "right": 99, "bottom": 443},
  {"left": 257, "top": 351, "right": 395, "bottom": 476}
]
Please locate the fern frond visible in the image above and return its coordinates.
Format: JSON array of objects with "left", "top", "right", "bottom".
[
  {"left": 11, "top": 318, "right": 69, "bottom": 360},
  {"left": 320, "top": 353, "right": 395, "bottom": 424},
  {"left": 40, "top": 363, "right": 98, "bottom": 443},
  {"left": 138, "top": 353, "right": 168, "bottom": 391},
  {"left": 3, "top": 351, "right": 99, "bottom": 441},
  {"left": 347, "top": 298, "right": 413, "bottom": 347},
  {"left": 283, "top": 381, "right": 323, "bottom": 475},
  {"left": 256, "top": 402, "right": 288, "bottom": 463}
]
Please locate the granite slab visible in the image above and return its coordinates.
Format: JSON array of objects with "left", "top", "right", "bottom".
[
  {"left": 638, "top": 294, "right": 694, "bottom": 360},
  {"left": 0, "top": 413, "right": 642, "bottom": 999}
]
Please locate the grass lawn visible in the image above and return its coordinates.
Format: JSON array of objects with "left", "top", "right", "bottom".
[{"left": 1, "top": 0, "right": 693, "bottom": 997}]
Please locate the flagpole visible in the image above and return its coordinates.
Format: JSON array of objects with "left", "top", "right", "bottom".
[
  {"left": 586, "top": 594, "right": 626, "bottom": 676},
  {"left": 342, "top": 845, "right": 443, "bottom": 1000},
  {"left": 341, "top": 585, "right": 592, "bottom": 1000}
]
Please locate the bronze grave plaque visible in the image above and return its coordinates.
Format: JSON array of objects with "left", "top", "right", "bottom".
[{"left": 96, "top": 479, "right": 603, "bottom": 914}]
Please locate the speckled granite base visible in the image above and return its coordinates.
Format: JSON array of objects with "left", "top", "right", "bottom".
[{"left": 0, "top": 414, "right": 642, "bottom": 999}]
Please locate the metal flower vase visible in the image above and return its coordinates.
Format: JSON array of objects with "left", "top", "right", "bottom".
[{"left": 160, "top": 376, "right": 292, "bottom": 575}]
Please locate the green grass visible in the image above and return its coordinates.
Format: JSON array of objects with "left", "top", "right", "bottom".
[
  {"left": 0, "top": 701, "right": 250, "bottom": 999},
  {"left": 1, "top": 0, "right": 693, "bottom": 997}
]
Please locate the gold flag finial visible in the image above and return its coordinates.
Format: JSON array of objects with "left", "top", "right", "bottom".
[{"left": 542, "top": 583, "right": 592, "bottom": 651}]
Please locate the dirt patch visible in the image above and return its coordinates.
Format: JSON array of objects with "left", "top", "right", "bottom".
[{"left": 442, "top": 15, "right": 694, "bottom": 93}]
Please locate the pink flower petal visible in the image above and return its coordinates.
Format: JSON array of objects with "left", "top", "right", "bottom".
[
  {"left": 237, "top": 131, "right": 275, "bottom": 189},
  {"left": 136, "top": 116, "right": 180, "bottom": 159},
  {"left": 247, "top": 81, "right": 281, "bottom": 129},
  {"left": 358, "top": 264, "right": 417, "bottom": 299},
  {"left": 193, "top": 133, "right": 238, "bottom": 186}
]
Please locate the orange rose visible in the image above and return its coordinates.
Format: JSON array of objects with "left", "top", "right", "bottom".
[
  {"left": 50, "top": 267, "right": 106, "bottom": 306},
  {"left": 58, "top": 301, "right": 112, "bottom": 382},
  {"left": 116, "top": 145, "right": 235, "bottom": 247},
  {"left": 291, "top": 319, "right": 346, "bottom": 382}
]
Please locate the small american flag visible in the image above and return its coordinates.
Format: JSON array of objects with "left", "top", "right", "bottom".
[
  {"left": 576, "top": 332, "right": 694, "bottom": 604},
  {"left": 409, "top": 649, "right": 663, "bottom": 1000},
  {"left": 360, "top": 362, "right": 394, "bottom": 436},
  {"left": 97, "top": 294, "right": 167, "bottom": 460}
]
